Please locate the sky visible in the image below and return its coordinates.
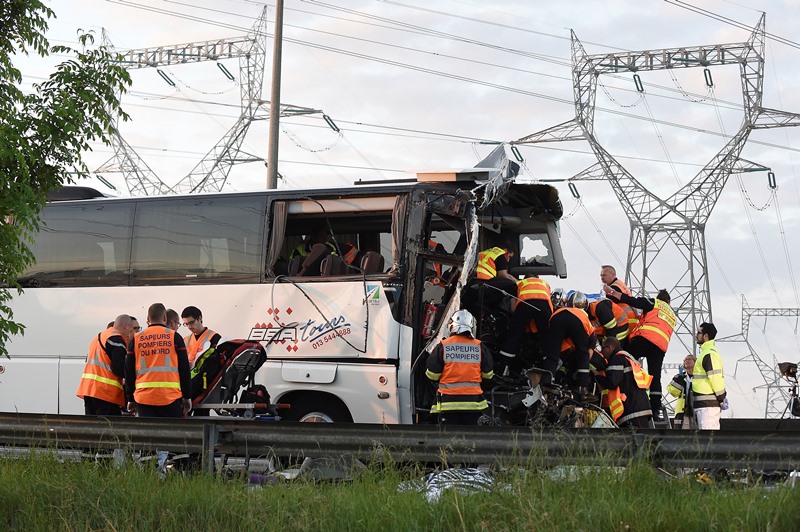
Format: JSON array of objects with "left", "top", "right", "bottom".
[{"left": 18, "top": 0, "right": 800, "bottom": 418}]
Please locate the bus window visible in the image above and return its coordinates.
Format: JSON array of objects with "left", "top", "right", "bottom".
[
  {"left": 518, "top": 232, "right": 555, "bottom": 268},
  {"left": 19, "top": 202, "right": 134, "bottom": 287},
  {"left": 130, "top": 197, "right": 265, "bottom": 284},
  {"left": 275, "top": 197, "right": 397, "bottom": 278}
]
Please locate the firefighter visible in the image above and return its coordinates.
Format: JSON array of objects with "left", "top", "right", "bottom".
[
  {"left": 667, "top": 354, "right": 696, "bottom": 429},
  {"left": 125, "top": 303, "right": 192, "bottom": 418},
  {"left": 542, "top": 290, "right": 595, "bottom": 397},
  {"left": 76, "top": 314, "right": 136, "bottom": 416},
  {"left": 426, "top": 309, "right": 494, "bottom": 425},
  {"left": 464, "top": 241, "right": 518, "bottom": 313},
  {"left": 181, "top": 305, "right": 222, "bottom": 367},
  {"left": 599, "top": 265, "right": 639, "bottom": 336},
  {"left": 593, "top": 337, "right": 653, "bottom": 428},
  {"left": 586, "top": 298, "right": 628, "bottom": 344},
  {"left": 604, "top": 286, "right": 676, "bottom": 420},
  {"left": 692, "top": 322, "right": 727, "bottom": 430},
  {"left": 497, "top": 276, "right": 552, "bottom": 375}
]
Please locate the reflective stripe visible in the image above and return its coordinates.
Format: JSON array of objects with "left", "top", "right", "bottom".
[
  {"left": 431, "top": 399, "right": 489, "bottom": 412},
  {"left": 638, "top": 324, "right": 671, "bottom": 344},
  {"left": 426, "top": 369, "right": 442, "bottom": 380},
  {"left": 342, "top": 244, "right": 359, "bottom": 264},
  {"left": 86, "top": 359, "right": 113, "bottom": 372},
  {"left": 439, "top": 381, "right": 482, "bottom": 389},
  {"left": 618, "top": 409, "right": 651, "bottom": 424},
  {"left": 135, "top": 381, "right": 182, "bottom": 390},
  {"left": 137, "top": 364, "right": 176, "bottom": 376},
  {"left": 81, "top": 373, "right": 123, "bottom": 390}
]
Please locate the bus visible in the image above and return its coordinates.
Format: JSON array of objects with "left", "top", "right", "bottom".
[{"left": 1, "top": 171, "right": 565, "bottom": 423}]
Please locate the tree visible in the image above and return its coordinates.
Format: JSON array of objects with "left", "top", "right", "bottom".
[{"left": 0, "top": 1, "right": 131, "bottom": 358}]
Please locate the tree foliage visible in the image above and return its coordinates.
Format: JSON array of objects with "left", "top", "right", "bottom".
[{"left": 0, "top": 0, "right": 131, "bottom": 358}]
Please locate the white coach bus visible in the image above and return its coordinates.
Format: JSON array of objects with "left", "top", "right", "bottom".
[{"left": 1, "top": 172, "right": 565, "bottom": 423}]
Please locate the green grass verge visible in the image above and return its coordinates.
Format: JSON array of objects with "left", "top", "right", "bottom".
[{"left": 0, "top": 453, "right": 797, "bottom": 531}]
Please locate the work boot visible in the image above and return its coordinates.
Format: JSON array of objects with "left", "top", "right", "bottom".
[{"left": 650, "top": 397, "right": 664, "bottom": 421}]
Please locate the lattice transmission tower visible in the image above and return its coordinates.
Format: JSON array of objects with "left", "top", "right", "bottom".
[
  {"left": 719, "top": 296, "right": 798, "bottom": 418},
  {"left": 101, "top": 7, "right": 320, "bottom": 195},
  {"left": 515, "top": 14, "right": 800, "bottom": 353}
]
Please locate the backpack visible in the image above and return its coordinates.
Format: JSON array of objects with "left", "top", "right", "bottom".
[{"left": 239, "top": 384, "right": 270, "bottom": 414}]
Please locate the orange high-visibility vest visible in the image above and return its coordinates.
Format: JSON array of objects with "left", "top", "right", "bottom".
[
  {"left": 428, "top": 240, "right": 443, "bottom": 278},
  {"left": 631, "top": 299, "right": 676, "bottom": 352},
  {"left": 517, "top": 278, "right": 553, "bottom": 334},
  {"left": 437, "top": 336, "right": 484, "bottom": 396},
  {"left": 552, "top": 307, "right": 593, "bottom": 352},
  {"left": 133, "top": 325, "right": 182, "bottom": 406},
  {"left": 588, "top": 300, "right": 628, "bottom": 341},
  {"left": 341, "top": 243, "right": 359, "bottom": 265},
  {"left": 476, "top": 247, "right": 506, "bottom": 280},
  {"left": 76, "top": 328, "right": 125, "bottom": 406},
  {"left": 599, "top": 352, "right": 652, "bottom": 421},
  {"left": 515, "top": 278, "right": 552, "bottom": 309},
  {"left": 185, "top": 328, "right": 217, "bottom": 366}
]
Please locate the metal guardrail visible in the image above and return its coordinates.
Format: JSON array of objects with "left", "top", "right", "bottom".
[{"left": 1, "top": 413, "right": 799, "bottom": 473}]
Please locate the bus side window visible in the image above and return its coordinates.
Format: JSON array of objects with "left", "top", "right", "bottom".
[{"left": 20, "top": 202, "right": 134, "bottom": 287}]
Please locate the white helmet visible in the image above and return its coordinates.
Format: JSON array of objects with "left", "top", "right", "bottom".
[
  {"left": 449, "top": 309, "right": 476, "bottom": 337},
  {"left": 566, "top": 290, "right": 588, "bottom": 310},
  {"left": 551, "top": 288, "right": 566, "bottom": 309}
]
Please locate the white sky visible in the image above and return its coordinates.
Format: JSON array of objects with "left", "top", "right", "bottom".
[{"left": 19, "top": 0, "right": 800, "bottom": 418}]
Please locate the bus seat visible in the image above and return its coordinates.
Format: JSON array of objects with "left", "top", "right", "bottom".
[
  {"left": 321, "top": 254, "right": 346, "bottom": 276},
  {"left": 288, "top": 256, "right": 304, "bottom": 276},
  {"left": 360, "top": 251, "right": 385, "bottom": 274},
  {"left": 298, "top": 243, "right": 331, "bottom": 276}
]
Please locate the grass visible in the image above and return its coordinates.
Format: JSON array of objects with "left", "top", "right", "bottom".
[{"left": 0, "top": 452, "right": 797, "bottom": 531}]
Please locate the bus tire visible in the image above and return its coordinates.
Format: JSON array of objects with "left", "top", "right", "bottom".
[{"left": 283, "top": 395, "right": 352, "bottom": 423}]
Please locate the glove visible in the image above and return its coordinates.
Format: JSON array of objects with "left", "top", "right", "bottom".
[{"left": 720, "top": 397, "right": 729, "bottom": 411}]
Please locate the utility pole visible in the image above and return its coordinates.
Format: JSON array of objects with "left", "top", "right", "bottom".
[{"left": 266, "top": 0, "right": 284, "bottom": 190}]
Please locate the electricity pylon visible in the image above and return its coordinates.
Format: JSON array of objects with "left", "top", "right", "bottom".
[
  {"left": 516, "top": 14, "right": 800, "bottom": 352},
  {"left": 720, "top": 296, "right": 797, "bottom": 418},
  {"left": 105, "top": 7, "right": 320, "bottom": 195}
]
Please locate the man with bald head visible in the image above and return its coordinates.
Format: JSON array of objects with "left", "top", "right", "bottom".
[
  {"left": 600, "top": 265, "right": 639, "bottom": 342},
  {"left": 77, "top": 314, "right": 135, "bottom": 416}
]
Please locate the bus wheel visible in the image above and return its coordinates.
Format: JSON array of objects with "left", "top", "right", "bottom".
[{"left": 283, "top": 395, "right": 352, "bottom": 423}]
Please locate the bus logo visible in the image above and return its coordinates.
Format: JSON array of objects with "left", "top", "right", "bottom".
[
  {"left": 248, "top": 326, "right": 297, "bottom": 343},
  {"left": 366, "top": 283, "right": 381, "bottom": 305}
]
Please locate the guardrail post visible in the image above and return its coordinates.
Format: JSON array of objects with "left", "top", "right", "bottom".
[{"left": 202, "top": 423, "right": 218, "bottom": 474}]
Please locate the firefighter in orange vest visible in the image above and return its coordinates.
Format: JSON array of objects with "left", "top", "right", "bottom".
[
  {"left": 181, "top": 305, "right": 222, "bottom": 367},
  {"left": 77, "top": 314, "right": 136, "bottom": 416},
  {"left": 604, "top": 286, "right": 675, "bottom": 420},
  {"left": 593, "top": 337, "right": 653, "bottom": 428},
  {"left": 464, "top": 241, "right": 517, "bottom": 314},
  {"left": 587, "top": 298, "right": 629, "bottom": 343},
  {"left": 426, "top": 239, "right": 446, "bottom": 281},
  {"left": 426, "top": 309, "right": 494, "bottom": 425},
  {"left": 125, "top": 303, "right": 192, "bottom": 417},
  {"left": 542, "top": 290, "right": 595, "bottom": 396},
  {"left": 600, "top": 265, "right": 639, "bottom": 337},
  {"left": 497, "top": 276, "right": 553, "bottom": 375}
]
